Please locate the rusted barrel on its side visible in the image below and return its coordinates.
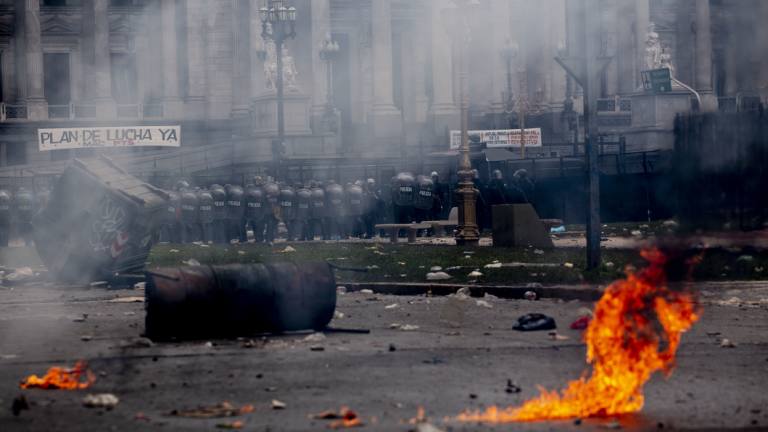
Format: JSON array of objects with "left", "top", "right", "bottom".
[{"left": 145, "top": 262, "right": 336, "bottom": 340}]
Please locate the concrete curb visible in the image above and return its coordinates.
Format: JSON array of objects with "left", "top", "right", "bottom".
[{"left": 339, "top": 282, "right": 604, "bottom": 301}]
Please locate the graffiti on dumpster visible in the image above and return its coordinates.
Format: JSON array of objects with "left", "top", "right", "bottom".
[{"left": 89, "top": 195, "right": 130, "bottom": 258}]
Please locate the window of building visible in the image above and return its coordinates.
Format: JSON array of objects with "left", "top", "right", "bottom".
[
  {"left": 43, "top": 53, "right": 71, "bottom": 105},
  {"left": 42, "top": 0, "right": 80, "bottom": 6},
  {"left": 110, "top": 0, "right": 137, "bottom": 6},
  {"left": 111, "top": 53, "right": 138, "bottom": 103},
  {"left": 5, "top": 142, "right": 27, "bottom": 166}
]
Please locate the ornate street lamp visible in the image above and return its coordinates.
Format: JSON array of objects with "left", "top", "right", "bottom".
[
  {"left": 259, "top": 0, "right": 297, "bottom": 178},
  {"left": 444, "top": 0, "right": 480, "bottom": 246},
  {"left": 318, "top": 33, "right": 340, "bottom": 133}
]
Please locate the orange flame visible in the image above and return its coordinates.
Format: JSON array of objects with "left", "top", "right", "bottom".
[
  {"left": 20, "top": 361, "right": 96, "bottom": 390},
  {"left": 328, "top": 407, "right": 364, "bottom": 429},
  {"left": 457, "top": 249, "right": 700, "bottom": 422}
]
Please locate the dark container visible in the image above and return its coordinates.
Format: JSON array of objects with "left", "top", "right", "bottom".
[
  {"left": 33, "top": 157, "right": 168, "bottom": 283},
  {"left": 145, "top": 262, "right": 337, "bottom": 340}
]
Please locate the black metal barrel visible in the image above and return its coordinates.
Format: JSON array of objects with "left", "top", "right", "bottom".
[{"left": 145, "top": 262, "right": 337, "bottom": 340}]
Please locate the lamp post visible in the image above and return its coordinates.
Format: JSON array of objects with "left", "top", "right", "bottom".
[
  {"left": 444, "top": 0, "right": 480, "bottom": 247},
  {"left": 319, "top": 33, "right": 340, "bottom": 133},
  {"left": 259, "top": 0, "right": 297, "bottom": 179},
  {"left": 500, "top": 37, "right": 518, "bottom": 129}
]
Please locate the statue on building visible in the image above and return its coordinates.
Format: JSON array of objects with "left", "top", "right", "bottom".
[
  {"left": 281, "top": 47, "right": 300, "bottom": 93},
  {"left": 659, "top": 47, "right": 676, "bottom": 76},
  {"left": 644, "top": 23, "right": 663, "bottom": 70},
  {"left": 262, "top": 22, "right": 300, "bottom": 93}
]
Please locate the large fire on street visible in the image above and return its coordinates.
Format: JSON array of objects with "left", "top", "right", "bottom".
[{"left": 457, "top": 249, "right": 701, "bottom": 423}]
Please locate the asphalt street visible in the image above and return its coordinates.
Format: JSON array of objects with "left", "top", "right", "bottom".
[{"left": 0, "top": 282, "right": 766, "bottom": 431}]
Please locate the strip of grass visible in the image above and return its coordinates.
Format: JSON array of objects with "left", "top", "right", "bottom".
[{"left": 147, "top": 243, "right": 768, "bottom": 284}]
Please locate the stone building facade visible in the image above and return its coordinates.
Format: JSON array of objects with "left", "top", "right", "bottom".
[{"left": 0, "top": 0, "right": 765, "bottom": 175}]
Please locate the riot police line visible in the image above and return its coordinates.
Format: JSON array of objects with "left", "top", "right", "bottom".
[
  {"left": 159, "top": 176, "right": 388, "bottom": 244},
  {"left": 157, "top": 168, "right": 533, "bottom": 244}
]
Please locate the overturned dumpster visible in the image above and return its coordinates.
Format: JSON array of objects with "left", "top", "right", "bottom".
[
  {"left": 145, "top": 262, "right": 337, "bottom": 340},
  {"left": 33, "top": 157, "right": 168, "bottom": 283}
]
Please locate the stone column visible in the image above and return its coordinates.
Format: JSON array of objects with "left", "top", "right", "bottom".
[
  {"left": 93, "top": 0, "right": 116, "bottom": 118},
  {"left": 186, "top": 0, "right": 207, "bottom": 118},
  {"left": 309, "top": 0, "right": 332, "bottom": 132},
  {"left": 250, "top": 0, "right": 266, "bottom": 96},
  {"left": 549, "top": 0, "right": 567, "bottom": 110},
  {"left": 231, "top": 0, "right": 251, "bottom": 118},
  {"left": 694, "top": 0, "right": 717, "bottom": 111},
  {"left": 161, "top": 0, "right": 184, "bottom": 117},
  {"left": 616, "top": 0, "right": 636, "bottom": 94},
  {"left": 24, "top": 0, "right": 47, "bottom": 120},
  {"left": 489, "top": 0, "right": 511, "bottom": 114},
  {"left": 761, "top": 1, "right": 768, "bottom": 101},
  {"left": 411, "top": 25, "right": 429, "bottom": 125},
  {"left": 635, "top": 0, "right": 650, "bottom": 89},
  {"left": 428, "top": 0, "right": 458, "bottom": 136},
  {"left": 370, "top": 0, "right": 402, "bottom": 138}
]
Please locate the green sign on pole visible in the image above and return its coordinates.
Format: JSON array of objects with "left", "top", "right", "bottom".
[{"left": 641, "top": 68, "right": 672, "bottom": 93}]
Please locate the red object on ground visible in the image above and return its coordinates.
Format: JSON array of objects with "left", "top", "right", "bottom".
[{"left": 569, "top": 316, "right": 590, "bottom": 330}]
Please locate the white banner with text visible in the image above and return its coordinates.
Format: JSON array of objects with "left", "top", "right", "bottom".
[
  {"left": 38, "top": 126, "right": 181, "bottom": 151},
  {"left": 449, "top": 128, "right": 542, "bottom": 150}
]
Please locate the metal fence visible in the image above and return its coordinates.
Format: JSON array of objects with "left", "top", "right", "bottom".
[{"left": 674, "top": 110, "right": 768, "bottom": 230}]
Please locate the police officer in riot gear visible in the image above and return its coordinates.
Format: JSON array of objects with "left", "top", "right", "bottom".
[
  {"left": 244, "top": 179, "right": 266, "bottom": 243},
  {"left": 197, "top": 188, "right": 215, "bottom": 243},
  {"left": 210, "top": 184, "right": 228, "bottom": 244},
  {"left": 279, "top": 184, "right": 296, "bottom": 240},
  {"left": 325, "top": 181, "right": 345, "bottom": 239},
  {"left": 362, "top": 178, "right": 382, "bottom": 238},
  {"left": 180, "top": 187, "right": 200, "bottom": 243},
  {"left": 309, "top": 181, "right": 326, "bottom": 240},
  {"left": 295, "top": 183, "right": 312, "bottom": 240},
  {"left": 263, "top": 179, "right": 281, "bottom": 243},
  {"left": 225, "top": 184, "right": 246, "bottom": 243},
  {"left": 0, "top": 189, "right": 11, "bottom": 247},
  {"left": 413, "top": 175, "right": 435, "bottom": 223},
  {"left": 391, "top": 172, "right": 416, "bottom": 224},
  {"left": 513, "top": 169, "right": 535, "bottom": 205},
  {"left": 345, "top": 181, "right": 365, "bottom": 238}
]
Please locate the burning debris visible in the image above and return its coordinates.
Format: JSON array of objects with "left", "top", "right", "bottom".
[
  {"left": 457, "top": 249, "right": 700, "bottom": 422},
  {"left": 19, "top": 361, "right": 96, "bottom": 390},
  {"left": 311, "top": 406, "right": 364, "bottom": 429},
  {"left": 168, "top": 401, "right": 255, "bottom": 418}
]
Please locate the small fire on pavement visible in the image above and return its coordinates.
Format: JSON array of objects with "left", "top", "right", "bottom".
[
  {"left": 19, "top": 361, "right": 96, "bottom": 390},
  {"left": 457, "top": 248, "right": 701, "bottom": 423}
]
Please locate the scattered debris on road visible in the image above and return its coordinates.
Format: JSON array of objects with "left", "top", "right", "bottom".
[
  {"left": 310, "top": 406, "right": 363, "bottom": 429},
  {"left": 505, "top": 380, "right": 522, "bottom": 394},
  {"left": 548, "top": 331, "right": 570, "bottom": 341},
  {"left": 82, "top": 393, "right": 119, "bottom": 409},
  {"left": 168, "top": 401, "right": 254, "bottom": 418},
  {"left": 426, "top": 271, "right": 451, "bottom": 281},
  {"left": 107, "top": 296, "right": 144, "bottom": 303},
  {"left": 390, "top": 323, "right": 419, "bottom": 331},
  {"left": 216, "top": 420, "right": 245, "bottom": 429},
  {"left": 272, "top": 399, "right": 287, "bottom": 410},
  {"left": 11, "top": 394, "right": 29, "bottom": 416},
  {"left": 720, "top": 338, "right": 737, "bottom": 348},
  {"left": 512, "top": 313, "right": 557, "bottom": 331}
]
